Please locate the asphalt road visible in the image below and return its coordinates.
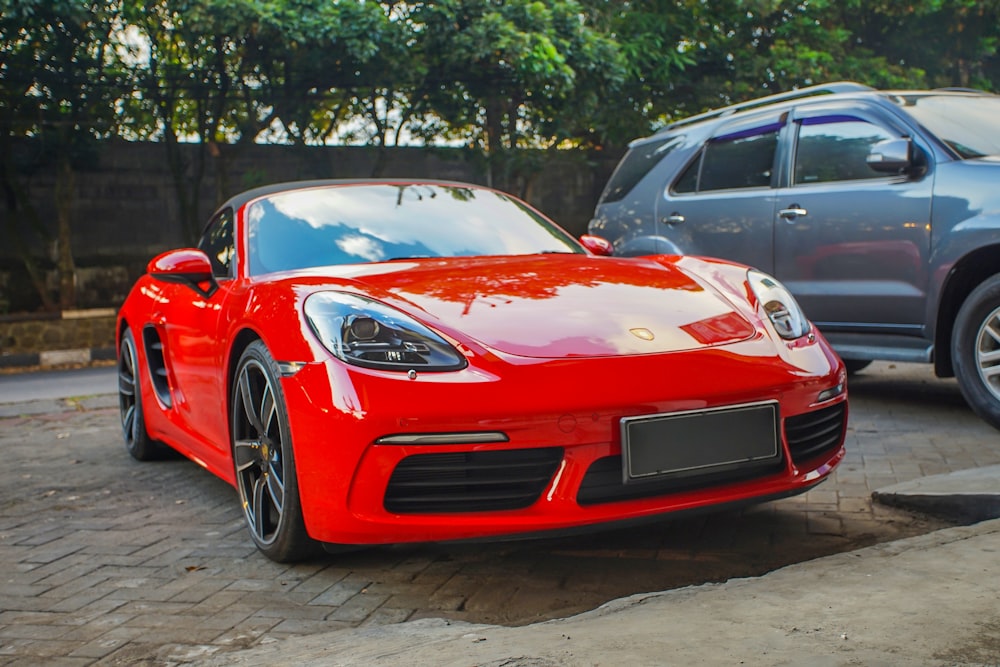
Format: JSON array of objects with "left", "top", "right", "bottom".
[{"left": 0, "top": 365, "right": 117, "bottom": 403}]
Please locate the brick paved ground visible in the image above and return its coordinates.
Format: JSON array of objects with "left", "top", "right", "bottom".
[{"left": 1, "top": 362, "right": 998, "bottom": 665}]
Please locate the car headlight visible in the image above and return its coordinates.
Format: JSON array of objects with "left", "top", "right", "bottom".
[
  {"left": 747, "top": 270, "right": 811, "bottom": 340},
  {"left": 304, "top": 292, "right": 467, "bottom": 371}
]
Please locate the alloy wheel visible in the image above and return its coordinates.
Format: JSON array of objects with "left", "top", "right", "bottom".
[{"left": 233, "top": 358, "right": 287, "bottom": 546}]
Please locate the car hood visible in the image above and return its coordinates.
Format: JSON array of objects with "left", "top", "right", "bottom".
[{"left": 328, "top": 254, "right": 756, "bottom": 358}]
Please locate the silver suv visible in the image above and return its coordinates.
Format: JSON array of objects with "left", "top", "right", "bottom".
[{"left": 589, "top": 82, "right": 1000, "bottom": 429}]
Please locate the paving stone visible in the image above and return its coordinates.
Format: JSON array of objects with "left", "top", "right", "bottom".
[{"left": 2, "top": 363, "right": 998, "bottom": 664}]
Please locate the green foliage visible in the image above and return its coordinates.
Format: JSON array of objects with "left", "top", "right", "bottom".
[
  {"left": 1, "top": 0, "right": 128, "bottom": 309},
  {"left": 409, "top": 0, "right": 625, "bottom": 153},
  {"left": 4, "top": 0, "right": 1000, "bottom": 164}
]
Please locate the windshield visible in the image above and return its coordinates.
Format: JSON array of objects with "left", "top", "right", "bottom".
[
  {"left": 891, "top": 93, "right": 1000, "bottom": 158},
  {"left": 245, "top": 183, "right": 583, "bottom": 275}
]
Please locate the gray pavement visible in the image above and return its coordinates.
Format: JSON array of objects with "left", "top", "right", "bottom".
[
  {"left": 2, "top": 361, "right": 999, "bottom": 665},
  {"left": 0, "top": 365, "right": 116, "bottom": 406},
  {"left": 211, "top": 517, "right": 1000, "bottom": 666}
]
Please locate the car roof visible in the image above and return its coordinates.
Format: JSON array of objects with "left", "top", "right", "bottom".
[{"left": 646, "top": 81, "right": 998, "bottom": 142}]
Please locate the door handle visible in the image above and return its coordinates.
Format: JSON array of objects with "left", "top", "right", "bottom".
[
  {"left": 663, "top": 213, "right": 685, "bottom": 225},
  {"left": 779, "top": 205, "right": 808, "bottom": 220}
]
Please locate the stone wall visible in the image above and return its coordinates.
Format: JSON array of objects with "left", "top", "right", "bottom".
[
  {"left": 0, "top": 310, "right": 117, "bottom": 368},
  {"left": 0, "top": 141, "right": 621, "bottom": 313}
]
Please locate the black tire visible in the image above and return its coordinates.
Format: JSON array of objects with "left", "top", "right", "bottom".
[
  {"left": 231, "top": 341, "right": 317, "bottom": 562},
  {"left": 118, "top": 328, "right": 167, "bottom": 460},
  {"left": 952, "top": 273, "right": 1000, "bottom": 430},
  {"left": 843, "top": 359, "right": 872, "bottom": 375}
]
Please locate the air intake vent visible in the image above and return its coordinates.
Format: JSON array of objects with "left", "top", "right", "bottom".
[
  {"left": 384, "top": 447, "right": 563, "bottom": 514},
  {"left": 785, "top": 402, "right": 846, "bottom": 464},
  {"left": 141, "top": 326, "right": 171, "bottom": 408},
  {"left": 577, "top": 453, "right": 785, "bottom": 506}
]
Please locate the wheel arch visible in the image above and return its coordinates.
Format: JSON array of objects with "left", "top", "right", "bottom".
[
  {"left": 934, "top": 244, "right": 1000, "bottom": 377},
  {"left": 226, "top": 328, "right": 264, "bottom": 423},
  {"left": 116, "top": 317, "right": 129, "bottom": 349}
]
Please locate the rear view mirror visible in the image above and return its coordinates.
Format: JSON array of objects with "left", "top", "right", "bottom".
[
  {"left": 866, "top": 137, "right": 913, "bottom": 173},
  {"left": 147, "top": 249, "right": 218, "bottom": 298},
  {"left": 579, "top": 234, "right": 614, "bottom": 256}
]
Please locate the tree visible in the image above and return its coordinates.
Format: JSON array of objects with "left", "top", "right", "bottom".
[
  {"left": 0, "top": 0, "right": 127, "bottom": 310},
  {"left": 405, "top": 0, "right": 624, "bottom": 194},
  {"left": 122, "top": 0, "right": 266, "bottom": 242}
]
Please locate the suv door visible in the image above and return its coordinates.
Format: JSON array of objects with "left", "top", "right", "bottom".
[
  {"left": 657, "top": 112, "right": 784, "bottom": 273},
  {"left": 773, "top": 102, "right": 933, "bottom": 332}
]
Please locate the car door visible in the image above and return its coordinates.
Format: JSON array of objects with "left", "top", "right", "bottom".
[
  {"left": 154, "top": 208, "right": 236, "bottom": 462},
  {"left": 656, "top": 112, "right": 784, "bottom": 274},
  {"left": 772, "top": 102, "right": 933, "bottom": 331}
]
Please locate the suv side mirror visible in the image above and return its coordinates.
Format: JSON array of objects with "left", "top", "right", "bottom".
[
  {"left": 866, "top": 137, "right": 913, "bottom": 173},
  {"left": 147, "top": 248, "right": 218, "bottom": 298}
]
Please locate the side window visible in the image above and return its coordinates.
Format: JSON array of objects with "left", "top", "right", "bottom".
[
  {"left": 197, "top": 208, "right": 235, "bottom": 278},
  {"left": 794, "top": 118, "right": 897, "bottom": 184},
  {"left": 601, "top": 135, "right": 680, "bottom": 203},
  {"left": 672, "top": 126, "right": 779, "bottom": 194}
]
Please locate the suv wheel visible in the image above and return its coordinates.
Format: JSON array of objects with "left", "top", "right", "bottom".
[{"left": 952, "top": 273, "right": 1000, "bottom": 430}]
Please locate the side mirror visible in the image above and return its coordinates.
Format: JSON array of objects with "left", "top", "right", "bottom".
[
  {"left": 147, "top": 249, "right": 218, "bottom": 298},
  {"left": 866, "top": 137, "right": 913, "bottom": 173},
  {"left": 579, "top": 234, "right": 614, "bottom": 256}
]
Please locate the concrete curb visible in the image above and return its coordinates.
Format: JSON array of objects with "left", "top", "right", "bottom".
[
  {"left": 0, "top": 345, "right": 116, "bottom": 369},
  {"left": 872, "top": 463, "right": 1000, "bottom": 523},
  {"left": 202, "top": 518, "right": 1000, "bottom": 667}
]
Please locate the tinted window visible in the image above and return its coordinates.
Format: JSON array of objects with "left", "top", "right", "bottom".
[
  {"left": 794, "top": 118, "right": 896, "bottom": 184},
  {"left": 673, "top": 127, "right": 779, "bottom": 193},
  {"left": 246, "top": 184, "right": 583, "bottom": 275},
  {"left": 892, "top": 94, "right": 1000, "bottom": 158},
  {"left": 197, "top": 208, "right": 235, "bottom": 278},
  {"left": 601, "top": 136, "right": 680, "bottom": 203}
]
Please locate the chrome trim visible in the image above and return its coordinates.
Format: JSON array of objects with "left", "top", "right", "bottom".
[{"left": 375, "top": 432, "right": 509, "bottom": 445}]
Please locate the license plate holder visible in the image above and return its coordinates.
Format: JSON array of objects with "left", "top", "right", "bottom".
[{"left": 621, "top": 401, "right": 780, "bottom": 483}]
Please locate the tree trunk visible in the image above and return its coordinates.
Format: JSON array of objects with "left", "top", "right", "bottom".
[
  {"left": 0, "top": 144, "right": 55, "bottom": 311},
  {"left": 54, "top": 155, "right": 76, "bottom": 311}
]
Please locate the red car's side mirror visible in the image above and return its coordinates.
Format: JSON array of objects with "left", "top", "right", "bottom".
[
  {"left": 579, "top": 234, "right": 614, "bottom": 256},
  {"left": 147, "top": 249, "right": 218, "bottom": 298}
]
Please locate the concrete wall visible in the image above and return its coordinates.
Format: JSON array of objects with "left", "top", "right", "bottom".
[{"left": 0, "top": 141, "right": 620, "bottom": 313}]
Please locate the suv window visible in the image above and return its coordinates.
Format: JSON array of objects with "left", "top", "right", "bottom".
[
  {"left": 602, "top": 136, "right": 680, "bottom": 203},
  {"left": 892, "top": 94, "right": 1000, "bottom": 158},
  {"left": 198, "top": 208, "right": 235, "bottom": 278},
  {"left": 674, "top": 125, "right": 779, "bottom": 193},
  {"left": 794, "top": 117, "right": 897, "bottom": 184}
]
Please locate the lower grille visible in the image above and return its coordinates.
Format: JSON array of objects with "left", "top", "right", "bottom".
[
  {"left": 785, "top": 402, "right": 846, "bottom": 464},
  {"left": 384, "top": 447, "right": 563, "bottom": 514},
  {"left": 577, "top": 454, "right": 785, "bottom": 506}
]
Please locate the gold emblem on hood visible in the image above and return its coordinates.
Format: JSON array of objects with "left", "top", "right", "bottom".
[{"left": 629, "top": 327, "right": 655, "bottom": 341}]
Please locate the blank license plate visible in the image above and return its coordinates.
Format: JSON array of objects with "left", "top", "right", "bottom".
[{"left": 621, "top": 401, "right": 780, "bottom": 483}]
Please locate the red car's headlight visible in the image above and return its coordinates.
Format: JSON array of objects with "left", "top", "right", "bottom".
[
  {"left": 304, "top": 291, "right": 467, "bottom": 371},
  {"left": 747, "top": 269, "right": 811, "bottom": 340}
]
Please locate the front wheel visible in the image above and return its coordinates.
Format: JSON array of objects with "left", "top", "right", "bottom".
[
  {"left": 231, "top": 341, "right": 317, "bottom": 562},
  {"left": 952, "top": 274, "right": 1000, "bottom": 430},
  {"left": 118, "top": 328, "right": 167, "bottom": 460}
]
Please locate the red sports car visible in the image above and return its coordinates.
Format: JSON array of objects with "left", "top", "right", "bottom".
[{"left": 117, "top": 180, "right": 847, "bottom": 562}]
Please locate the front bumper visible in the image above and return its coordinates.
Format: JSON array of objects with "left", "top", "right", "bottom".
[{"left": 283, "top": 337, "right": 847, "bottom": 545}]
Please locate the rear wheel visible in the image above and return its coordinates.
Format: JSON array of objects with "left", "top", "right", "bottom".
[
  {"left": 118, "top": 328, "right": 166, "bottom": 460},
  {"left": 231, "top": 341, "right": 317, "bottom": 562},
  {"left": 952, "top": 274, "right": 1000, "bottom": 430}
]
